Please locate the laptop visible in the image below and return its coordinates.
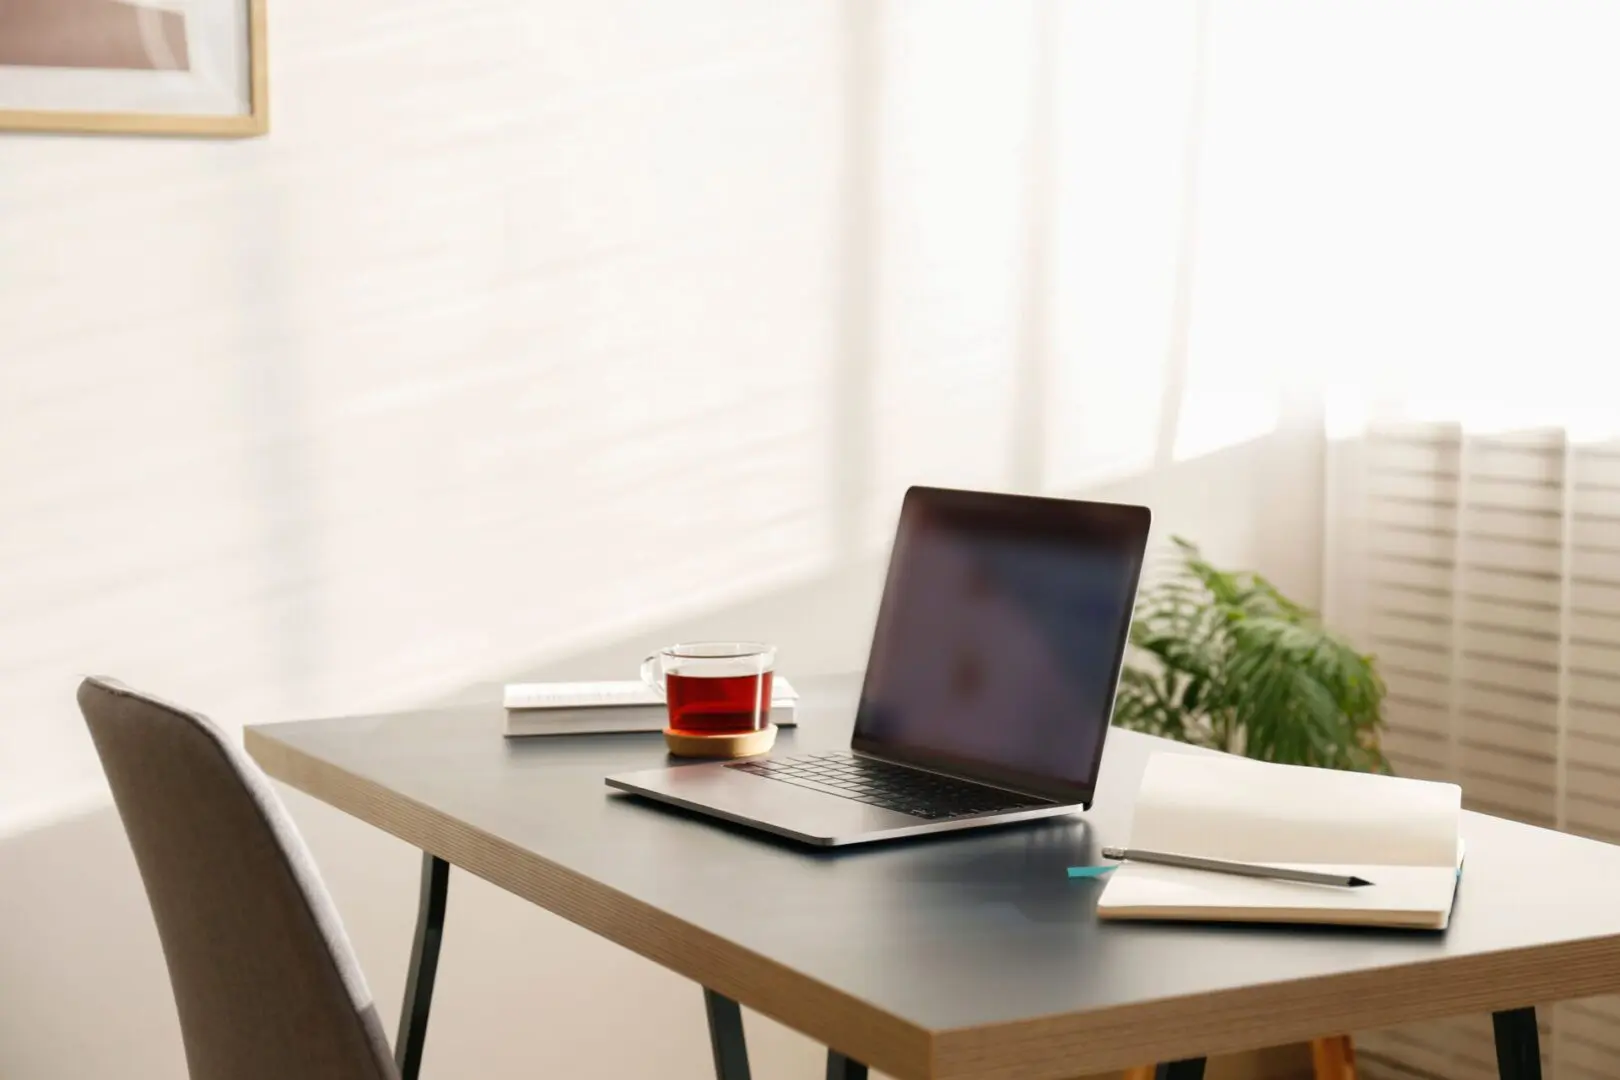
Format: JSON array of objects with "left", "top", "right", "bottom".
[{"left": 604, "top": 486, "right": 1152, "bottom": 847}]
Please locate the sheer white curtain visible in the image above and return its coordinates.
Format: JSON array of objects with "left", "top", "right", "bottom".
[
  {"left": 0, "top": 0, "right": 1223, "bottom": 841},
  {"left": 0, "top": 3, "right": 850, "bottom": 835},
  {"left": 1192, "top": 4, "right": 1620, "bottom": 1076},
  {"left": 869, "top": 0, "right": 1208, "bottom": 526}
]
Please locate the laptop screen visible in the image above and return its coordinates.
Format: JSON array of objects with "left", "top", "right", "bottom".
[{"left": 851, "top": 487, "right": 1151, "bottom": 803}]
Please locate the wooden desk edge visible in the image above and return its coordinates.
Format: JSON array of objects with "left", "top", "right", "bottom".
[
  {"left": 933, "top": 933, "right": 1620, "bottom": 1079},
  {"left": 246, "top": 725, "right": 1620, "bottom": 1080},
  {"left": 244, "top": 726, "right": 934, "bottom": 1079}
]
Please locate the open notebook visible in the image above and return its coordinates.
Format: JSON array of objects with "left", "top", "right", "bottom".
[{"left": 1098, "top": 752, "right": 1465, "bottom": 930}]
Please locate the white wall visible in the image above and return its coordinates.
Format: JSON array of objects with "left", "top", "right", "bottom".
[{"left": 0, "top": 2, "right": 1321, "bottom": 1078}]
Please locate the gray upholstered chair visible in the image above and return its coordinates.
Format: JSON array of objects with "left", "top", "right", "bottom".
[{"left": 78, "top": 676, "right": 399, "bottom": 1080}]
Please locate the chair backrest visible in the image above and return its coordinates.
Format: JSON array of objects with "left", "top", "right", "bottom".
[{"left": 78, "top": 676, "right": 398, "bottom": 1080}]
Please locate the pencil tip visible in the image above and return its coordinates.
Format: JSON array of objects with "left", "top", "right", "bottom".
[{"left": 1348, "top": 876, "right": 1373, "bottom": 887}]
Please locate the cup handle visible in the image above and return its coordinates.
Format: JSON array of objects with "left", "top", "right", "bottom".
[{"left": 640, "top": 653, "right": 665, "bottom": 699}]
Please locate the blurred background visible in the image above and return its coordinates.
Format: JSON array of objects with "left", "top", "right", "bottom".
[{"left": 4, "top": 2, "right": 1619, "bottom": 1077}]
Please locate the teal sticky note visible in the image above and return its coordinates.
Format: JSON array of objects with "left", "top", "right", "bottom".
[{"left": 1066, "top": 865, "right": 1116, "bottom": 879}]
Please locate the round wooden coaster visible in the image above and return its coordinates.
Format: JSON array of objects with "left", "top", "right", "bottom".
[{"left": 663, "top": 723, "right": 777, "bottom": 759}]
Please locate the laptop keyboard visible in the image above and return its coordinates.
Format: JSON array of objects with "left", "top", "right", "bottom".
[{"left": 725, "top": 751, "right": 1048, "bottom": 821}]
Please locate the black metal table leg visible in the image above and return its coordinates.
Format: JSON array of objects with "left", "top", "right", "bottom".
[
  {"left": 1155, "top": 1059, "right": 1207, "bottom": 1080},
  {"left": 704, "top": 988, "right": 752, "bottom": 1080},
  {"left": 1493, "top": 1006, "right": 1541, "bottom": 1080},
  {"left": 396, "top": 853, "right": 449, "bottom": 1080},
  {"left": 826, "top": 1049, "right": 869, "bottom": 1079}
]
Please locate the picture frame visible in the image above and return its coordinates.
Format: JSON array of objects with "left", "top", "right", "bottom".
[{"left": 0, "top": 0, "right": 268, "bottom": 137}]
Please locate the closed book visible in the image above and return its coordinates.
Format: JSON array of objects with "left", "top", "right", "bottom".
[
  {"left": 1097, "top": 752, "right": 1464, "bottom": 930},
  {"left": 503, "top": 678, "right": 797, "bottom": 737}
]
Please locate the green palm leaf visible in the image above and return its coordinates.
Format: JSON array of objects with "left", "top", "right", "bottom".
[{"left": 1113, "top": 538, "right": 1390, "bottom": 773}]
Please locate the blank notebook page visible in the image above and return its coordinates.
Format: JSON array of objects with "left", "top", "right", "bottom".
[{"left": 1099, "top": 752, "right": 1464, "bottom": 929}]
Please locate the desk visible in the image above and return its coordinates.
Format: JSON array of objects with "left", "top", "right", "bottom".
[{"left": 246, "top": 675, "right": 1620, "bottom": 1080}]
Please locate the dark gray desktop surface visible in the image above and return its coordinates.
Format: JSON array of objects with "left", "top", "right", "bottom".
[{"left": 247, "top": 674, "right": 1620, "bottom": 1078}]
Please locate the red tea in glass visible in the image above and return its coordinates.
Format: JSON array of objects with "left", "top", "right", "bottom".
[
  {"left": 664, "top": 670, "right": 774, "bottom": 735},
  {"left": 641, "top": 642, "right": 777, "bottom": 737}
]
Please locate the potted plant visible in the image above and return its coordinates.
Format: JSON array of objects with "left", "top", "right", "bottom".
[
  {"left": 1112, "top": 537, "right": 1388, "bottom": 1080},
  {"left": 1113, "top": 537, "right": 1388, "bottom": 773}
]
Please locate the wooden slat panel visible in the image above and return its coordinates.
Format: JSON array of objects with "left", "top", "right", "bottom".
[
  {"left": 1371, "top": 584, "right": 1455, "bottom": 622},
  {"left": 1572, "top": 516, "right": 1620, "bottom": 551},
  {"left": 1574, "top": 577, "right": 1620, "bottom": 615},
  {"left": 1568, "top": 702, "right": 1620, "bottom": 741},
  {"left": 1561, "top": 994, "right": 1620, "bottom": 1029},
  {"left": 1461, "top": 623, "right": 1560, "bottom": 668},
  {"left": 1458, "top": 565, "right": 1562, "bottom": 608},
  {"left": 1458, "top": 656, "right": 1560, "bottom": 701},
  {"left": 1368, "top": 471, "right": 1459, "bottom": 503},
  {"left": 1464, "top": 596, "right": 1561, "bottom": 636},
  {"left": 1576, "top": 509, "right": 1620, "bottom": 529},
  {"left": 1474, "top": 428, "right": 1566, "bottom": 450},
  {"left": 1368, "top": 498, "right": 1459, "bottom": 533},
  {"left": 1461, "top": 505, "right": 1562, "bottom": 545},
  {"left": 1361, "top": 1012, "right": 1516, "bottom": 1080},
  {"left": 1468, "top": 532, "right": 1561, "bottom": 570},
  {"left": 1567, "top": 730, "right": 1620, "bottom": 772},
  {"left": 1370, "top": 609, "right": 1452, "bottom": 651},
  {"left": 1460, "top": 743, "right": 1556, "bottom": 792},
  {"left": 1367, "top": 434, "right": 1461, "bottom": 476},
  {"left": 1571, "top": 608, "right": 1620, "bottom": 644},
  {"left": 1367, "top": 420, "right": 1459, "bottom": 438},
  {"left": 1385, "top": 699, "right": 1449, "bottom": 727},
  {"left": 1365, "top": 535, "right": 1565, "bottom": 575},
  {"left": 1552, "top": 1018, "right": 1620, "bottom": 1075},
  {"left": 1384, "top": 697, "right": 1449, "bottom": 736},
  {"left": 1573, "top": 483, "right": 1620, "bottom": 518},
  {"left": 1545, "top": 1064, "right": 1607, "bottom": 1080},
  {"left": 1458, "top": 712, "right": 1555, "bottom": 759},
  {"left": 1570, "top": 673, "right": 1620, "bottom": 712},
  {"left": 1568, "top": 638, "right": 1620, "bottom": 674},
  {"left": 1447, "top": 1011, "right": 1529, "bottom": 1080},
  {"left": 1470, "top": 440, "right": 1563, "bottom": 484},
  {"left": 1342, "top": 430, "right": 1620, "bottom": 1080},
  {"left": 1371, "top": 555, "right": 1452, "bottom": 592},
  {"left": 1458, "top": 675, "right": 1558, "bottom": 713},
  {"left": 1572, "top": 447, "right": 1620, "bottom": 489},
  {"left": 1471, "top": 475, "right": 1563, "bottom": 514},
  {"left": 1383, "top": 665, "right": 1450, "bottom": 702},
  {"left": 1462, "top": 774, "right": 1555, "bottom": 824},
  {"left": 1374, "top": 640, "right": 1451, "bottom": 679},
  {"left": 1355, "top": 1027, "right": 1456, "bottom": 1077},
  {"left": 1381, "top": 727, "right": 1448, "bottom": 769},
  {"left": 1566, "top": 763, "right": 1620, "bottom": 808},
  {"left": 1572, "top": 546, "right": 1620, "bottom": 582},
  {"left": 1368, "top": 524, "right": 1453, "bottom": 562}
]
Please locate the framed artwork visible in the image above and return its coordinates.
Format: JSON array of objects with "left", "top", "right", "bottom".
[{"left": 0, "top": 0, "right": 267, "bottom": 137}]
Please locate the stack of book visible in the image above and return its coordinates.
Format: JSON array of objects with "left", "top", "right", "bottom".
[{"left": 503, "top": 677, "right": 798, "bottom": 737}]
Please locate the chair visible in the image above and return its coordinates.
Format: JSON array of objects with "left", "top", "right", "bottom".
[{"left": 77, "top": 676, "right": 399, "bottom": 1080}]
